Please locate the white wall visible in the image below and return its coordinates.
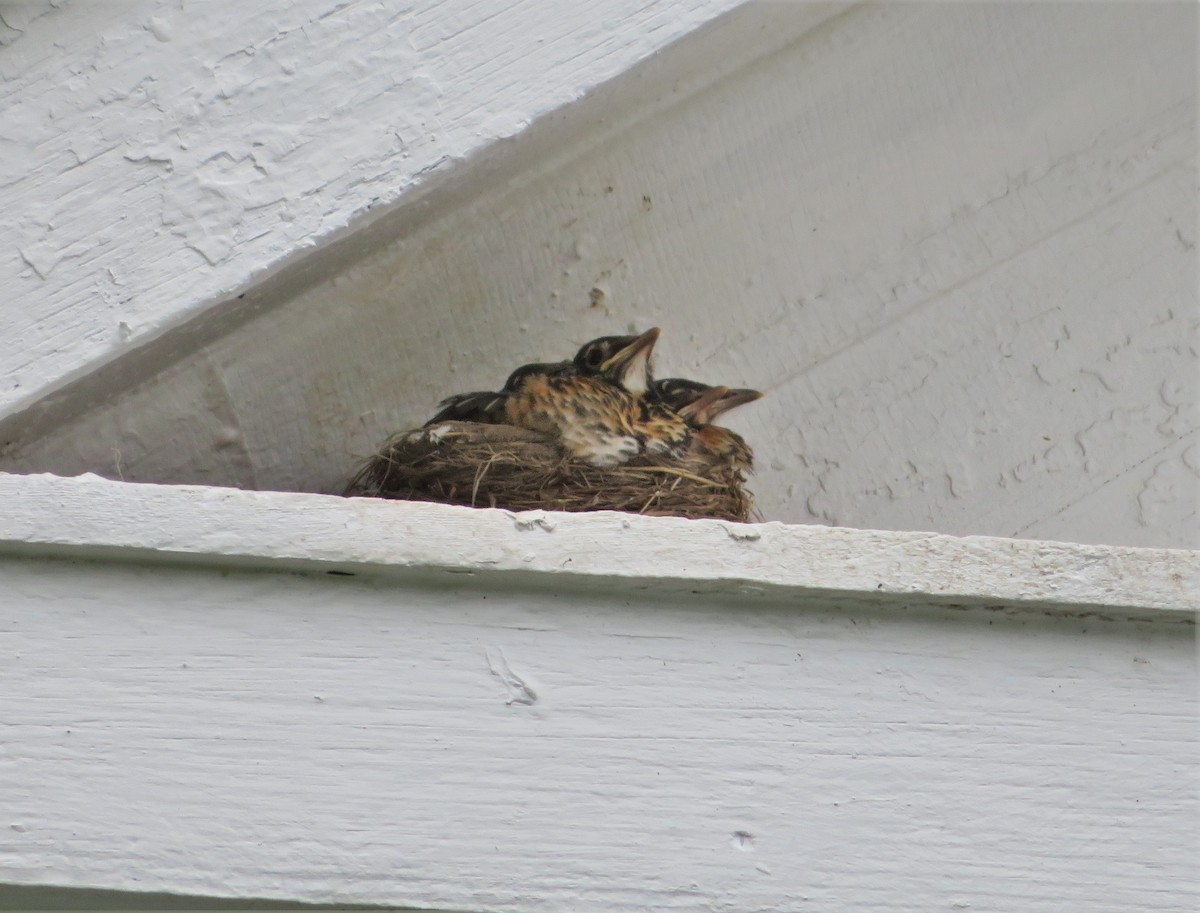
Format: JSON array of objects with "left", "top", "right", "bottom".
[{"left": 1, "top": 2, "right": 1196, "bottom": 549}]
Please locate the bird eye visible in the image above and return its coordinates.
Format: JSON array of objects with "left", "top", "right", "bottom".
[{"left": 586, "top": 347, "right": 604, "bottom": 368}]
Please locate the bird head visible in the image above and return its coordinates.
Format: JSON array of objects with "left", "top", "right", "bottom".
[
  {"left": 573, "top": 327, "right": 661, "bottom": 396},
  {"left": 653, "top": 378, "right": 763, "bottom": 425},
  {"left": 707, "top": 387, "right": 764, "bottom": 421}
]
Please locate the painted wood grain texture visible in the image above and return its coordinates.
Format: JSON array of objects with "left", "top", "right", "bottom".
[
  {"left": 0, "top": 552, "right": 1195, "bottom": 911},
  {"left": 1, "top": 473, "right": 1196, "bottom": 618},
  {"left": 0, "top": 0, "right": 747, "bottom": 417},
  {"left": 2, "top": 2, "right": 1193, "bottom": 549}
]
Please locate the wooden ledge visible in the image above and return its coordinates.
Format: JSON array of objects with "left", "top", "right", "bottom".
[{"left": 2, "top": 472, "right": 1194, "bottom": 622}]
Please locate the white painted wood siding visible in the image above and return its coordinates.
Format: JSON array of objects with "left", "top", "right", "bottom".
[{"left": 0, "top": 477, "right": 1195, "bottom": 911}]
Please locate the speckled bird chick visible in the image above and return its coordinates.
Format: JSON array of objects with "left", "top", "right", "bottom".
[
  {"left": 653, "top": 378, "right": 763, "bottom": 472},
  {"left": 423, "top": 361, "right": 570, "bottom": 427},
  {"left": 425, "top": 329, "right": 692, "bottom": 467},
  {"left": 569, "top": 330, "right": 696, "bottom": 461},
  {"left": 424, "top": 331, "right": 659, "bottom": 428},
  {"left": 504, "top": 328, "right": 690, "bottom": 466}
]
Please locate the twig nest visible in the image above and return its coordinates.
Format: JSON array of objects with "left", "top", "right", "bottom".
[{"left": 345, "top": 421, "right": 754, "bottom": 522}]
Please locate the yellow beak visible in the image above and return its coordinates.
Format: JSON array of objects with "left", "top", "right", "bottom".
[{"left": 599, "top": 326, "right": 661, "bottom": 396}]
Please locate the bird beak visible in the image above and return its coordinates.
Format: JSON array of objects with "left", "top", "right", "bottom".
[
  {"left": 600, "top": 327, "right": 661, "bottom": 396},
  {"left": 709, "top": 388, "right": 764, "bottom": 420},
  {"left": 677, "top": 385, "right": 730, "bottom": 425}
]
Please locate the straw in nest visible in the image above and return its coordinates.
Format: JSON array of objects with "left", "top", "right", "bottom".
[{"left": 345, "top": 421, "right": 753, "bottom": 522}]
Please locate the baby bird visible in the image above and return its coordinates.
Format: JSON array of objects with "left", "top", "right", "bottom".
[
  {"left": 423, "top": 361, "right": 569, "bottom": 427},
  {"left": 424, "top": 332, "right": 660, "bottom": 428},
  {"left": 424, "top": 329, "right": 701, "bottom": 466},
  {"left": 653, "top": 378, "right": 763, "bottom": 472},
  {"left": 504, "top": 328, "right": 670, "bottom": 466}
]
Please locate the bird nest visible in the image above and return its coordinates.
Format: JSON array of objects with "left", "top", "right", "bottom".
[{"left": 344, "top": 422, "right": 754, "bottom": 522}]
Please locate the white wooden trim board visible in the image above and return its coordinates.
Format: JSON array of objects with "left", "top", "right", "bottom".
[{"left": 0, "top": 473, "right": 1195, "bottom": 910}]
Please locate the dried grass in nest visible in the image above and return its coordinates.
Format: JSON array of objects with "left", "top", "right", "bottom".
[{"left": 344, "top": 421, "right": 754, "bottom": 522}]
